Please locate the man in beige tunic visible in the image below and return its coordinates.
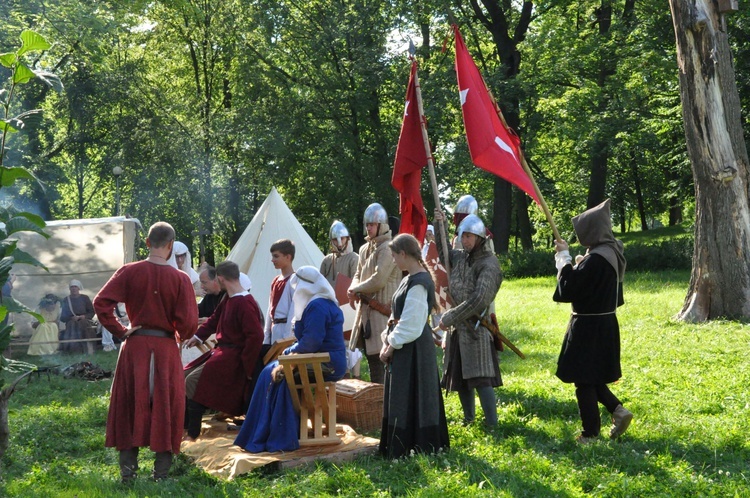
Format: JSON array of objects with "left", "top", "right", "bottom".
[{"left": 347, "top": 203, "right": 401, "bottom": 384}]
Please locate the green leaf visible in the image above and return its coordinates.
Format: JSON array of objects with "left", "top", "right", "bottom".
[
  {"left": 10, "top": 248, "right": 47, "bottom": 269},
  {"left": 13, "top": 212, "right": 46, "bottom": 230},
  {"left": 3, "top": 297, "right": 43, "bottom": 322},
  {"left": 18, "top": 30, "right": 51, "bottom": 56},
  {"left": 5, "top": 216, "right": 49, "bottom": 238},
  {"left": 33, "top": 70, "right": 63, "bottom": 93},
  {"left": 0, "top": 53, "right": 17, "bottom": 68},
  {"left": 0, "top": 239, "right": 18, "bottom": 257},
  {"left": 7, "top": 109, "right": 44, "bottom": 131},
  {"left": 13, "top": 62, "right": 36, "bottom": 84},
  {"left": 0, "top": 323, "right": 13, "bottom": 353},
  {"left": 0, "top": 120, "right": 19, "bottom": 134},
  {"left": 0, "top": 255, "right": 13, "bottom": 276},
  {"left": 0, "top": 167, "right": 36, "bottom": 187}
]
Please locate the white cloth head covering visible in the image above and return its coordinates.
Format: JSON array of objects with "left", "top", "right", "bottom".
[
  {"left": 290, "top": 266, "right": 337, "bottom": 321},
  {"left": 171, "top": 241, "right": 200, "bottom": 284},
  {"left": 69, "top": 279, "right": 83, "bottom": 290},
  {"left": 239, "top": 272, "right": 252, "bottom": 291}
]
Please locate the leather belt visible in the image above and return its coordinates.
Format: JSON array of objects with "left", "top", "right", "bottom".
[
  {"left": 273, "top": 318, "right": 288, "bottom": 324},
  {"left": 130, "top": 328, "right": 173, "bottom": 338}
]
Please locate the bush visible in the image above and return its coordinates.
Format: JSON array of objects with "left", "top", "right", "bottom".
[
  {"left": 624, "top": 237, "right": 693, "bottom": 272},
  {"left": 500, "top": 237, "right": 693, "bottom": 278}
]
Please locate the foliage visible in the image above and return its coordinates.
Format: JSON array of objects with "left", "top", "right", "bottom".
[
  {"left": 502, "top": 223, "right": 694, "bottom": 278},
  {"left": 1, "top": 29, "right": 63, "bottom": 389},
  {"left": 1, "top": 0, "right": 736, "bottom": 260},
  {"left": 2, "top": 271, "right": 749, "bottom": 495}
]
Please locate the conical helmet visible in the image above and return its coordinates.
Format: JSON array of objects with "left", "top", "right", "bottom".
[
  {"left": 454, "top": 195, "right": 478, "bottom": 215},
  {"left": 363, "top": 203, "right": 388, "bottom": 225}
]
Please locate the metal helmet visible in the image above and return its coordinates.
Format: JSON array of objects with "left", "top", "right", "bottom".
[
  {"left": 363, "top": 203, "right": 388, "bottom": 225},
  {"left": 454, "top": 195, "right": 478, "bottom": 215},
  {"left": 457, "top": 214, "right": 486, "bottom": 240},
  {"left": 329, "top": 220, "right": 349, "bottom": 246}
]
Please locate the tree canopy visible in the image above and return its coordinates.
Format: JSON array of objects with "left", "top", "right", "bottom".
[{"left": 1, "top": 0, "right": 748, "bottom": 260}]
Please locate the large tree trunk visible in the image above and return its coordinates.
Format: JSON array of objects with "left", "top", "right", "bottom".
[{"left": 669, "top": 0, "right": 750, "bottom": 321}]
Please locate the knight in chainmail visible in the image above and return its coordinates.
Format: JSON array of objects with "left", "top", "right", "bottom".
[{"left": 435, "top": 210, "right": 502, "bottom": 426}]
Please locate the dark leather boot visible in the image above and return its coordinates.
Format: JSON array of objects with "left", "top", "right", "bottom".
[
  {"left": 186, "top": 399, "right": 206, "bottom": 439},
  {"left": 153, "top": 451, "right": 172, "bottom": 481},
  {"left": 119, "top": 447, "right": 139, "bottom": 484}
]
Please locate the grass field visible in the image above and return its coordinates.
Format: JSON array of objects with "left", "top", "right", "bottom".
[{"left": 1, "top": 270, "right": 749, "bottom": 497}]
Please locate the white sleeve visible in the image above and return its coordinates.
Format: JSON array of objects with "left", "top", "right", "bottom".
[
  {"left": 555, "top": 250, "right": 572, "bottom": 271},
  {"left": 388, "top": 285, "right": 429, "bottom": 349}
]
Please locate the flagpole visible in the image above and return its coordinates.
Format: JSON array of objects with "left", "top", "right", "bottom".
[{"left": 411, "top": 56, "right": 452, "bottom": 276}]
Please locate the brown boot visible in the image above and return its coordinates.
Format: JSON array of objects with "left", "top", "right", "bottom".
[
  {"left": 119, "top": 448, "right": 139, "bottom": 484},
  {"left": 609, "top": 405, "right": 633, "bottom": 439},
  {"left": 153, "top": 451, "right": 172, "bottom": 481}
]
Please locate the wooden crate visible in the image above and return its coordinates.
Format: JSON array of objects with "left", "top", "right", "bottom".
[{"left": 335, "top": 378, "right": 383, "bottom": 432}]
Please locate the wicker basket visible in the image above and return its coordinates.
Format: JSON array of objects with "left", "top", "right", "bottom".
[{"left": 335, "top": 378, "right": 383, "bottom": 432}]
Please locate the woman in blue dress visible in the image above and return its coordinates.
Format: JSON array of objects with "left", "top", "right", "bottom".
[{"left": 234, "top": 266, "right": 346, "bottom": 453}]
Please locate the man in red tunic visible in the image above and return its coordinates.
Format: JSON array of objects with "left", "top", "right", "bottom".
[
  {"left": 94, "top": 222, "right": 198, "bottom": 483},
  {"left": 182, "top": 261, "right": 265, "bottom": 440}
]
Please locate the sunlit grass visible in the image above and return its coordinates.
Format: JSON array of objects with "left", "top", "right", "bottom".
[{"left": 1, "top": 270, "right": 749, "bottom": 496}]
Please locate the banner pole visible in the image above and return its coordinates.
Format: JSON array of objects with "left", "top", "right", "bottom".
[{"left": 411, "top": 57, "right": 452, "bottom": 276}]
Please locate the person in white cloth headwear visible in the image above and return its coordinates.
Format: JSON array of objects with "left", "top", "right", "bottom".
[
  {"left": 59, "top": 279, "right": 96, "bottom": 354},
  {"left": 234, "top": 266, "right": 347, "bottom": 453},
  {"left": 170, "top": 241, "right": 204, "bottom": 297}
]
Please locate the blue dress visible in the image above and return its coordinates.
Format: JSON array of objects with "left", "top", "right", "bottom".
[{"left": 234, "top": 298, "right": 346, "bottom": 452}]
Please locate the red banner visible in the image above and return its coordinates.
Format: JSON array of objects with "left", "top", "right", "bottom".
[
  {"left": 392, "top": 60, "right": 428, "bottom": 241},
  {"left": 453, "top": 25, "right": 540, "bottom": 204}
]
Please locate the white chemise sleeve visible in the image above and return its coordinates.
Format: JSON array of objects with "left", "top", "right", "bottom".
[{"left": 388, "top": 284, "right": 429, "bottom": 349}]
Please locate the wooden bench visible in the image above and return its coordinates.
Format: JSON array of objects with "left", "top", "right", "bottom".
[{"left": 277, "top": 352, "right": 340, "bottom": 447}]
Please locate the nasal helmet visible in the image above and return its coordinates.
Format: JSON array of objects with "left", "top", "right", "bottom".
[
  {"left": 329, "top": 220, "right": 349, "bottom": 246},
  {"left": 457, "top": 214, "right": 486, "bottom": 240},
  {"left": 363, "top": 203, "right": 388, "bottom": 225}
]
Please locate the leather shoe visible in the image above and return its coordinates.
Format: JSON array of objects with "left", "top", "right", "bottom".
[{"left": 609, "top": 405, "right": 633, "bottom": 439}]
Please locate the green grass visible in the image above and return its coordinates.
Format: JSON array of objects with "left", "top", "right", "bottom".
[{"left": 2, "top": 270, "right": 749, "bottom": 496}]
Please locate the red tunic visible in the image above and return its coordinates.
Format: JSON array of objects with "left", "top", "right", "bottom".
[
  {"left": 191, "top": 293, "right": 264, "bottom": 415},
  {"left": 94, "top": 260, "right": 198, "bottom": 453}
]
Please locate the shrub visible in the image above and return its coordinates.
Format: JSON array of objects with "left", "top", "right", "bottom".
[{"left": 500, "top": 237, "right": 693, "bottom": 278}]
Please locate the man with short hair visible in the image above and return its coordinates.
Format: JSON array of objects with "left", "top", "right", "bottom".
[
  {"left": 264, "top": 239, "right": 295, "bottom": 345},
  {"left": 182, "top": 261, "right": 264, "bottom": 440},
  {"left": 94, "top": 221, "right": 198, "bottom": 483},
  {"left": 198, "top": 266, "right": 224, "bottom": 324}
]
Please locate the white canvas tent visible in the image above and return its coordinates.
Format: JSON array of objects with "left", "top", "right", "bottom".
[
  {"left": 226, "top": 188, "right": 357, "bottom": 332},
  {"left": 9, "top": 216, "right": 141, "bottom": 337},
  {"left": 227, "top": 187, "right": 325, "bottom": 316}
]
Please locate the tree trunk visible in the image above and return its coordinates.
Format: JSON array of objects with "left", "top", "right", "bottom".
[
  {"left": 668, "top": 196, "right": 683, "bottom": 225},
  {"left": 0, "top": 371, "right": 34, "bottom": 459},
  {"left": 0, "top": 391, "right": 9, "bottom": 459},
  {"left": 469, "top": 0, "right": 535, "bottom": 253},
  {"left": 669, "top": 0, "right": 750, "bottom": 321},
  {"left": 515, "top": 188, "right": 533, "bottom": 250},
  {"left": 632, "top": 161, "right": 648, "bottom": 230},
  {"left": 492, "top": 178, "right": 512, "bottom": 253}
]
